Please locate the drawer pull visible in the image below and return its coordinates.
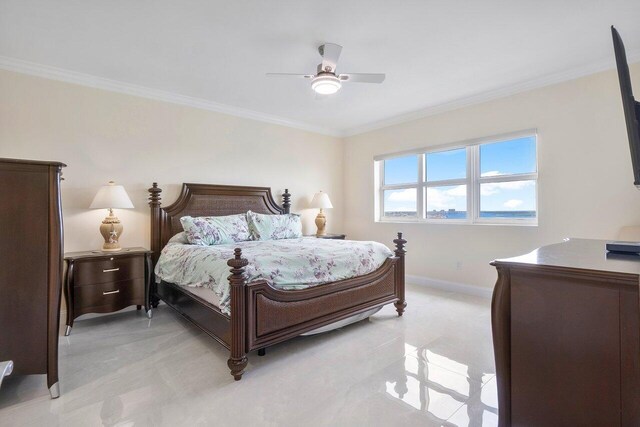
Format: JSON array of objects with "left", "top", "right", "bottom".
[
  {"left": 103, "top": 290, "right": 120, "bottom": 295},
  {"left": 103, "top": 268, "right": 120, "bottom": 273}
]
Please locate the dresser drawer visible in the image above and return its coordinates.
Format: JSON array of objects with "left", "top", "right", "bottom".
[
  {"left": 74, "top": 255, "right": 144, "bottom": 286},
  {"left": 74, "top": 279, "right": 144, "bottom": 313}
]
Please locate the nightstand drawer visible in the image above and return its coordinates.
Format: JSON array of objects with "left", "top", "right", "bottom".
[
  {"left": 74, "top": 279, "right": 144, "bottom": 313},
  {"left": 74, "top": 256, "right": 144, "bottom": 286}
]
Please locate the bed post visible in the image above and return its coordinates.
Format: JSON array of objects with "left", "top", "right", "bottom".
[
  {"left": 148, "top": 183, "right": 162, "bottom": 263},
  {"left": 227, "top": 248, "right": 249, "bottom": 380},
  {"left": 148, "top": 183, "right": 162, "bottom": 308},
  {"left": 393, "top": 232, "right": 407, "bottom": 316},
  {"left": 282, "top": 189, "right": 291, "bottom": 214}
]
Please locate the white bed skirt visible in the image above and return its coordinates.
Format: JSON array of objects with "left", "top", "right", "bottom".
[{"left": 301, "top": 306, "right": 383, "bottom": 335}]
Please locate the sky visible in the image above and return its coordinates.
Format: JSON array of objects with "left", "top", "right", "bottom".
[{"left": 383, "top": 136, "right": 537, "bottom": 214}]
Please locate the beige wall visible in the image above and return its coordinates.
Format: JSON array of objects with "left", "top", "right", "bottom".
[
  {"left": 0, "top": 69, "right": 344, "bottom": 252},
  {"left": 2, "top": 63, "right": 639, "bottom": 294},
  {"left": 343, "top": 63, "right": 640, "bottom": 290}
]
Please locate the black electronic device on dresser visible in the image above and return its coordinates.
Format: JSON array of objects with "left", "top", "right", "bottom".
[
  {"left": 0, "top": 158, "right": 65, "bottom": 399},
  {"left": 63, "top": 247, "right": 153, "bottom": 336}
]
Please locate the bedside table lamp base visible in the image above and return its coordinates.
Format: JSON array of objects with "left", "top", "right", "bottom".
[
  {"left": 311, "top": 191, "right": 333, "bottom": 237},
  {"left": 315, "top": 208, "right": 327, "bottom": 236},
  {"left": 99, "top": 209, "right": 124, "bottom": 251}
]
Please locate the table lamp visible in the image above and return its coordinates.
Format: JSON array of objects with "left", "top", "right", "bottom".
[
  {"left": 310, "top": 191, "right": 333, "bottom": 236},
  {"left": 90, "top": 181, "right": 134, "bottom": 251}
]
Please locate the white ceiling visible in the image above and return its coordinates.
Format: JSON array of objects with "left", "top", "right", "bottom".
[{"left": 1, "top": 0, "right": 640, "bottom": 136}]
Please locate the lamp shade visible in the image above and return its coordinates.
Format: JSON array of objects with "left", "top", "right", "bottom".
[
  {"left": 89, "top": 181, "right": 134, "bottom": 209},
  {"left": 310, "top": 191, "right": 333, "bottom": 209}
]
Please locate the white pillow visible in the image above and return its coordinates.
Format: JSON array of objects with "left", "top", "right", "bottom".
[
  {"left": 167, "top": 232, "right": 189, "bottom": 244},
  {"left": 180, "top": 214, "right": 252, "bottom": 246},
  {"left": 247, "top": 210, "right": 302, "bottom": 241}
]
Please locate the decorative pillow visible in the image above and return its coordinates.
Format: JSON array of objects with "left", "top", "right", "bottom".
[
  {"left": 167, "top": 231, "right": 189, "bottom": 244},
  {"left": 180, "top": 214, "right": 251, "bottom": 246},
  {"left": 247, "top": 210, "right": 302, "bottom": 241}
]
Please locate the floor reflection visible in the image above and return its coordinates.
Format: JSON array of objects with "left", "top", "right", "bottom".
[
  {"left": 383, "top": 345, "right": 497, "bottom": 426},
  {"left": 0, "top": 285, "right": 498, "bottom": 426}
]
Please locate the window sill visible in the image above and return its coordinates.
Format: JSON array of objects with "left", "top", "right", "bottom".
[{"left": 376, "top": 218, "right": 538, "bottom": 227}]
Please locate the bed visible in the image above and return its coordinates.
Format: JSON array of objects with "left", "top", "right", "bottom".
[{"left": 148, "top": 182, "right": 407, "bottom": 380}]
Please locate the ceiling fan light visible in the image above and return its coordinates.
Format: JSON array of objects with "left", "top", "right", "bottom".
[{"left": 311, "top": 75, "right": 342, "bottom": 95}]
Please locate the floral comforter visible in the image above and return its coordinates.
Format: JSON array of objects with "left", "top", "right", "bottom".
[{"left": 154, "top": 237, "right": 393, "bottom": 315}]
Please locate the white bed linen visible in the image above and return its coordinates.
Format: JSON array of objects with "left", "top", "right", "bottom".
[
  {"left": 155, "top": 237, "right": 393, "bottom": 315},
  {"left": 177, "top": 284, "right": 221, "bottom": 308}
]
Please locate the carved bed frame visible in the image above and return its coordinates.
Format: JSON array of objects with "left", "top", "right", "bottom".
[{"left": 148, "top": 182, "right": 406, "bottom": 380}]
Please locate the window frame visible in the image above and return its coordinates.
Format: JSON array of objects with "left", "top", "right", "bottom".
[{"left": 375, "top": 130, "right": 538, "bottom": 226}]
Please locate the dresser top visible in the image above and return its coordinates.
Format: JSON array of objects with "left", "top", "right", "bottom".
[
  {"left": 65, "top": 247, "right": 151, "bottom": 260},
  {"left": 0, "top": 157, "right": 66, "bottom": 167},
  {"left": 492, "top": 238, "right": 640, "bottom": 277}
]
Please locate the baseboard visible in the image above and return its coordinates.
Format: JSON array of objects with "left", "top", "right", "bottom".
[{"left": 406, "top": 274, "right": 493, "bottom": 299}]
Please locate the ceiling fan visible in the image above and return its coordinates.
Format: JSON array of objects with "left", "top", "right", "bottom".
[{"left": 266, "top": 43, "right": 385, "bottom": 95}]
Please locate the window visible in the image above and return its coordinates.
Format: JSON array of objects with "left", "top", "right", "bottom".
[
  {"left": 425, "top": 148, "right": 468, "bottom": 220},
  {"left": 375, "top": 131, "right": 537, "bottom": 225},
  {"left": 381, "top": 154, "right": 419, "bottom": 218}
]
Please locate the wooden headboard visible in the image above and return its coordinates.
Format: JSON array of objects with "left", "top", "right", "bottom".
[{"left": 148, "top": 182, "right": 291, "bottom": 263}]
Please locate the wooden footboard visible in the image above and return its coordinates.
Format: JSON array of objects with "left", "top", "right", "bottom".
[
  {"left": 248, "top": 257, "right": 398, "bottom": 346},
  {"left": 227, "top": 233, "right": 407, "bottom": 380}
]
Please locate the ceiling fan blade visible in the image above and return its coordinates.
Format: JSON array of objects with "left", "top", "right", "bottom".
[
  {"left": 266, "top": 73, "right": 314, "bottom": 79},
  {"left": 339, "top": 73, "right": 385, "bottom": 83},
  {"left": 319, "top": 43, "right": 342, "bottom": 73}
]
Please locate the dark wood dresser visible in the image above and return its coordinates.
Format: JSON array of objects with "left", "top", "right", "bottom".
[
  {"left": 63, "top": 247, "right": 153, "bottom": 335},
  {"left": 491, "top": 239, "right": 640, "bottom": 426},
  {"left": 0, "top": 158, "right": 65, "bottom": 398}
]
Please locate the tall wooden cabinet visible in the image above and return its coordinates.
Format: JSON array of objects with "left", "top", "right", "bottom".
[{"left": 0, "top": 158, "right": 65, "bottom": 398}]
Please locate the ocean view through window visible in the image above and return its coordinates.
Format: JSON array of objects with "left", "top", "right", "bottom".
[{"left": 375, "top": 131, "right": 538, "bottom": 225}]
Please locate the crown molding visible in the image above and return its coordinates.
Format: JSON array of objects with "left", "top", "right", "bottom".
[
  {"left": 343, "top": 50, "right": 640, "bottom": 137},
  {"left": 2, "top": 51, "right": 639, "bottom": 140},
  {"left": 0, "top": 55, "right": 343, "bottom": 138}
]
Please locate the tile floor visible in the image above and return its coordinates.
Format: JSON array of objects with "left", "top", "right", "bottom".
[{"left": 0, "top": 284, "right": 497, "bottom": 426}]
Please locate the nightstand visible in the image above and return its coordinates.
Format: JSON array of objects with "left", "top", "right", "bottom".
[
  {"left": 305, "top": 234, "right": 346, "bottom": 240},
  {"left": 63, "top": 247, "right": 153, "bottom": 336}
]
